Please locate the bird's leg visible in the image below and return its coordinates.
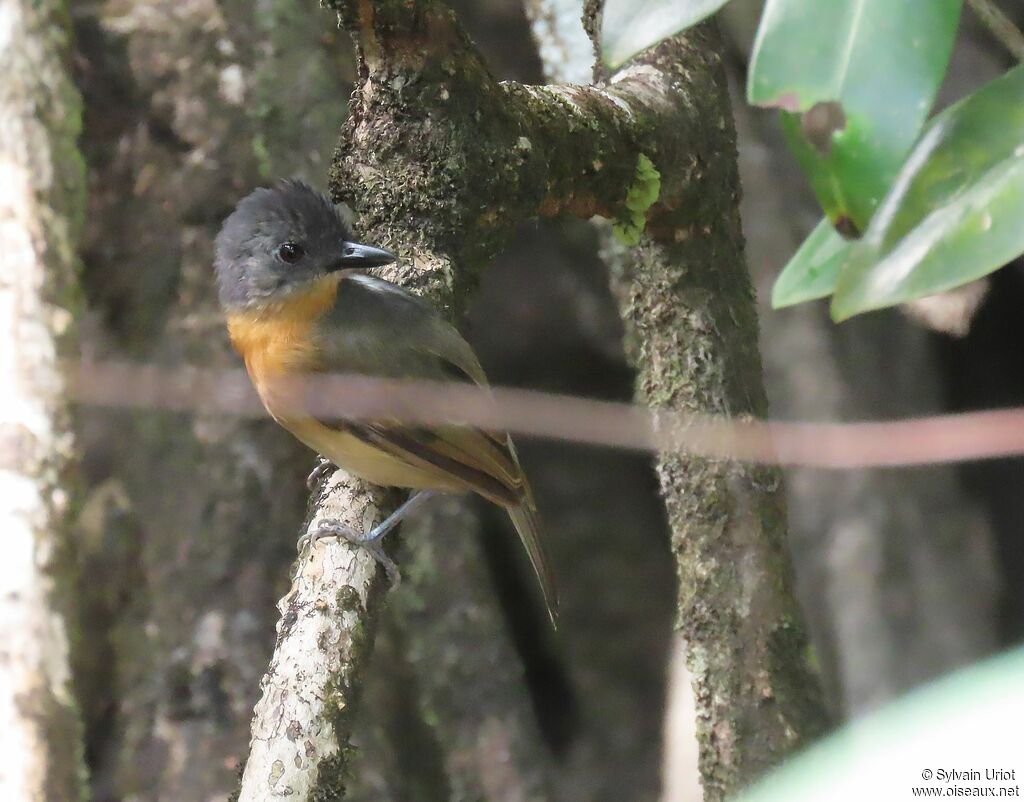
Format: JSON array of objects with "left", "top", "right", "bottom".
[
  {"left": 303, "top": 490, "right": 438, "bottom": 587},
  {"left": 305, "top": 455, "right": 337, "bottom": 492}
]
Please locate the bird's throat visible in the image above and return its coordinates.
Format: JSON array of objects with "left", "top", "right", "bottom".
[{"left": 226, "top": 276, "right": 340, "bottom": 413}]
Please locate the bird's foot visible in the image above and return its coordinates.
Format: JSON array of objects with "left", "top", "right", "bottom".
[
  {"left": 297, "top": 490, "right": 438, "bottom": 589},
  {"left": 306, "top": 456, "right": 337, "bottom": 493},
  {"left": 306, "top": 520, "right": 401, "bottom": 587}
]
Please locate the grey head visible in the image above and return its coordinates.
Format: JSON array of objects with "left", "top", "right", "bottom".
[{"left": 214, "top": 179, "right": 395, "bottom": 309}]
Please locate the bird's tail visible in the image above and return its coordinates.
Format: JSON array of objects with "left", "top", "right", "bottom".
[{"left": 506, "top": 488, "right": 559, "bottom": 628}]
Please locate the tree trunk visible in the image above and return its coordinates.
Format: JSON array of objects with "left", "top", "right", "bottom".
[
  {"left": 70, "top": 1, "right": 352, "bottom": 798},
  {"left": 529, "top": 3, "right": 830, "bottom": 797},
  {"left": 721, "top": 3, "right": 1001, "bottom": 715},
  {"left": 0, "top": 0, "right": 88, "bottom": 798}
]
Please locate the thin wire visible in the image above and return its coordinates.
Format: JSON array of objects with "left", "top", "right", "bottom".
[
  {"left": 967, "top": 0, "right": 1024, "bottom": 62},
  {"left": 62, "top": 360, "right": 1024, "bottom": 470}
]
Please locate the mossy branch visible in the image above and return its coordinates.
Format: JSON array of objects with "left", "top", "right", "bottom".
[
  {"left": 529, "top": 2, "right": 831, "bottom": 797},
  {"left": 326, "top": 0, "right": 737, "bottom": 270}
]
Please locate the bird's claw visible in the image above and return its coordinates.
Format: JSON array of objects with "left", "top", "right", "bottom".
[
  {"left": 306, "top": 456, "right": 337, "bottom": 493},
  {"left": 299, "top": 519, "right": 401, "bottom": 589}
]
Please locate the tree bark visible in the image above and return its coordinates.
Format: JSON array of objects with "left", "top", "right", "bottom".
[
  {"left": 530, "top": 2, "right": 830, "bottom": 797},
  {"left": 382, "top": 497, "right": 555, "bottom": 801},
  {"left": 0, "top": 0, "right": 88, "bottom": 798},
  {"left": 70, "top": 1, "right": 352, "bottom": 798}
]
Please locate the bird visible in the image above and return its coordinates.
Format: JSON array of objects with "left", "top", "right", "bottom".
[{"left": 213, "top": 179, "right": 557, "bottom": 624}]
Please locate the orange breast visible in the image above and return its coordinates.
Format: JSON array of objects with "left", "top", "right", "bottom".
[{"left": 226, "top": 276, "right": 340, "bottom": 418}]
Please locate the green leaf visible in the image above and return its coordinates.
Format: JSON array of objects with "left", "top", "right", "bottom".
[
  {"left": 771, "top": 219, "right": 853, "bottom": 308},
  {"left": 739, "top": 647, "right": 1024, "bottom": 802},
  {"left": 748, "top": 0, "right": 961, "bottom": 233},
  {"left": 831, "top": 64, "right": 1024, "bottom": 320},
  {"left": 601, "top": 0, "right": 733, "bottom": 69}
]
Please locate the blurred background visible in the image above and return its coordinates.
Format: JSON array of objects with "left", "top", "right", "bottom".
[{"left": 63, "top": 0, "right": 1021, "bottom": 799}]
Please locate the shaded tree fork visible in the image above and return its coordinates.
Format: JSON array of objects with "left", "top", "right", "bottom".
[{"left": 237, "top": 1, "right": 829, "bottom": 800}]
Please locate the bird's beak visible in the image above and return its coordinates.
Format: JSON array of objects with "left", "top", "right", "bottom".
[{"left": 333, "top": 240, "right": 397, "bottom": 269}]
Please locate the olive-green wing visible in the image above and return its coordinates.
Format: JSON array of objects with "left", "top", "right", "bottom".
[
  {"left": 339, "top": 419, "right": 557, "bottom": 624},
  {"left": 313, "top": 274, "right": 558, "bottom": 623}
]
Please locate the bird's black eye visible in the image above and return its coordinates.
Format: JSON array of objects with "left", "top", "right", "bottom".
[{"left": 276, "top": 242, "right": 305, "bottom": 264}]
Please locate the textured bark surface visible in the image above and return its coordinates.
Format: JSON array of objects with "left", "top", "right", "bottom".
[
  {"left": 588, "top": 8, "right": 829, "bottom": 799},
  {"left": 322, "top": 1, "right": 827, "bottom": 799},
  {"left": 371, "top": 497, "right": 555, "bottom": 801},
  {"left": 613, "top": 136, "right": 827, "bottom": 802},
  {"left": 0, "top": 0, "right": 88, "bottom": 798},
  {"left": 236, "top": 475, "right": 386, "bottom": 800},
  {"left": 69, "top": 2, "right": 351, "bottom": 799},
  {"left": 521, "top": 7, "right": 691, "bottom": 798}
]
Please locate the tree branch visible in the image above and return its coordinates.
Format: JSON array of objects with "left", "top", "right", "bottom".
[
  {"left": 526, "top": 1, "right": 830, "bottom": 798},
  {"left": 237, "top": 475, "right": 387, "bottom": 800},
  {"left": 328, "top": 0, "right": 750, "bottom": 266}
]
